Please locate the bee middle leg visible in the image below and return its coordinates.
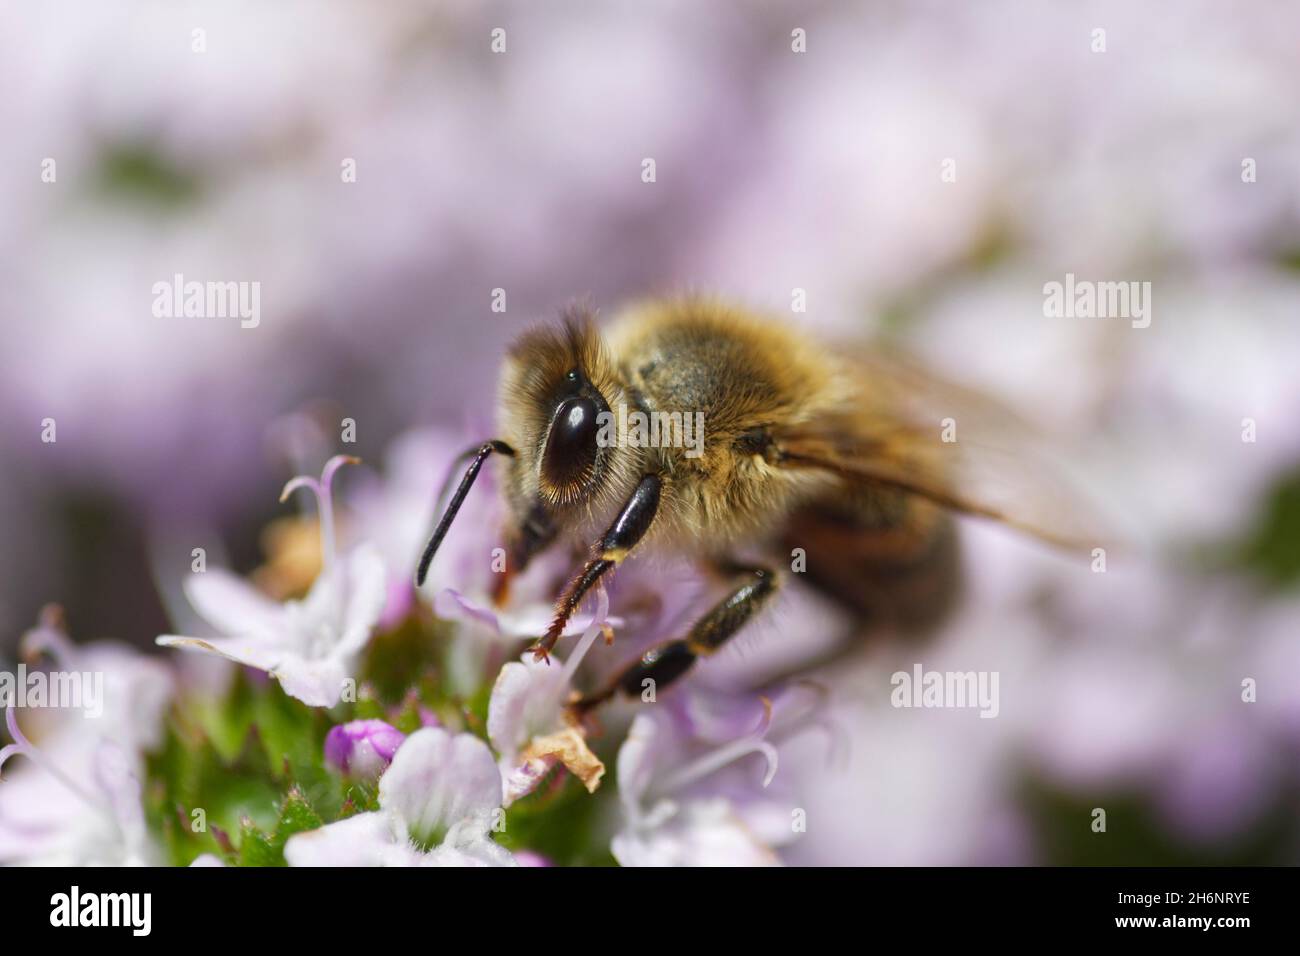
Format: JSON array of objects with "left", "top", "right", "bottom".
[{"left": 572, "top": 561, "right": 779, "bottom": 715}]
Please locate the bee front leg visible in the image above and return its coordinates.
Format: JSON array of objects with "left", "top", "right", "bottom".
[
  {"left": 532, "top": 473, "right": 662, "bottom": 661},
  {"left": 571, "top": 562, "right": 779, "bottom": 714}
]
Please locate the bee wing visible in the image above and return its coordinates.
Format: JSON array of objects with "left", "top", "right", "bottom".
[{"left": 775, "top": 349, "right": 1113, "bottom": 552}]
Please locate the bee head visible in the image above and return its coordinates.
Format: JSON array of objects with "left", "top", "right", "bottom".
[{"left": 499, "top": 307, "right": 635, "bottom": 516}]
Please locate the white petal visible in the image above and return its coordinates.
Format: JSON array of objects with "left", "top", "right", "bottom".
[
  {"left": 423, "top": 838, "right": 517, "bottom": 867},
  {"left": 0, "top": 792, "right": 66, "bottom": 864},
  {"left": 273, "top": 655, "right": 351, "bottom": 708},
  {"left": 182, "top": 569, "right": 286, "bottom": 643},
  {"left": 612, "top": 799, "right": 780, "bottom": 867},
  {"left": 284, "top": 812, "right": 392, "bottom": 867},
  {"left": 486, "top": 656, "right": 566, "bottom": 763},
  {"left": 380, "top": 728, "right": 502, "bottom": 846},
  {"left": 337, "top": 544, "right": 388, "bottom": 656},
  {"left": 501, "top": 754, "right": 557, "bottom": 806},
  {"left": 155, "top": 634, "right": 282, "bottom": 674},
  {"left": 499, "top": 605, "right": 622, "bottom": 641},
  {"left": 434, "top": 589, "right": 624, "bottom": 645},
  {"left": 92, "top": 740, "right": 147, "bottom": 855},
  {"left": 81, "top": 643, "right": 174, "bottom": 752},
  {"left": 616, "top": 711, "right": 670, "bottom": 814},
  {"left": 434, "top": 588, "right": 505, "bottom": 635}
]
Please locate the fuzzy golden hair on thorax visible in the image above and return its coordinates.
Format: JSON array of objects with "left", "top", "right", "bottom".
[{"left": 596, "top": 297, "right": 852, "bottom": 545}]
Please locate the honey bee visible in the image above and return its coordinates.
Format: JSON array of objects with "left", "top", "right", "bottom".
[{"left": 416, "top": 297, "right": 1100, "bottom": 712}]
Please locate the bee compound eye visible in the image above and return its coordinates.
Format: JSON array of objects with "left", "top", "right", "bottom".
[{"left": 542, "top": 395, "right": 601, "bottom": 490}]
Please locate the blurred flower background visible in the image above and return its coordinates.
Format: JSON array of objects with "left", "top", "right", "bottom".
[{"left": 2, "top": 0, "right": 1299, "bottom": 865}]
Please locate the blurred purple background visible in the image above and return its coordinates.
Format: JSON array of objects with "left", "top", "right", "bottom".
[{"left": 2, "top": 0, "right": 1299, "bottom": 863}]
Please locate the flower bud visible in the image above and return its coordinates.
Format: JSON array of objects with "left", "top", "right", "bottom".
[{"left": 324, "top": 719, "right": 405, "bottom": 779}]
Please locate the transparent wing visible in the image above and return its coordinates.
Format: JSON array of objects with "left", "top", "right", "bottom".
[{"left": 774, "top": 348, "right": 1115, "bottom": 552}]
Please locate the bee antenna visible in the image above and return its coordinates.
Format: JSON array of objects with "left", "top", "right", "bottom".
[{"left": 415, "top": 439, "right": 516, "bottom": 587}]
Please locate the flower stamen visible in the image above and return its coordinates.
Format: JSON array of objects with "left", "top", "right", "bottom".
[
  {"left": 279, "top": 454, "right": 360, "bottom": 575},
  {"left": 769, "top": 680, "right": 846, "bottom": 766},
  {"left": 650, "top": 732, "right": 779, "bottom": 800},
  {"left": 559, "top": 586, "right": 610, "bottom": 689}
]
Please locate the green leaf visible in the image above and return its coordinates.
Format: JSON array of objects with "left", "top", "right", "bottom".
[
  {"left": 1233, "top": 466, "right": 1300, "bottom": 588},
  {"left": 276, "top": 787, "right": 325, "bottom": 840},
  {"left": 94, "top": 144, "right": 202, "bottom": 209},
  {"left": 234, "top": 788, "right": 327, "bottom": 867},
  {"left": 237, "top": 816, "right": 282, "bottom": 868},
  {"left": 251, "top": 684, "right": 326, "bottom": 781},
  {"left": 361, "top": 613, "right": 444, "bottom": 706},
  {"left": 191, "top": 672, "right": 259, "bottom": 762}
]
